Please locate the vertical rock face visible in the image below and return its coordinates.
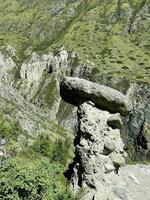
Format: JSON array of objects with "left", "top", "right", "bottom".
[
  {"left": 0, "top": 51, "right": 16, "bottom": 83},
  {"left": 20, "top": 52, "right": 53, "bottom": 94},
  {"left": 117, "top": 84, "right": 150, "bottom": 162},
  {"left": 66, "top": 102, "right": 127, "bottom": 200},
  {"left": 20, "top": 47, "right": 69, "bottom": 99}
]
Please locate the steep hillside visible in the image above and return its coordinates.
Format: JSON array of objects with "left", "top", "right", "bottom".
[
  {"left": 0, "top": 0, "right": 90, "bottom": 58},
  {"left": 0, "top": 0, "right": 149, "bottom": 83},
  {"left": 55, "top": 0, "right": 150, "bottom": 84},
  {"left": 0, "top": 0, "right": 150, "bottom": 199}
]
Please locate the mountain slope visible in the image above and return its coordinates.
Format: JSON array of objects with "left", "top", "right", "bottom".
[
  {"left": 0, "top": 1, "right": 150, "bottom": 199},
  {"left": 0, "top": 0, "right": 149, "bottom": 83}
]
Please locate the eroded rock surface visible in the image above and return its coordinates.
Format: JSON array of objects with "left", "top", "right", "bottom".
[
  {"left": 0, "top": 50, "right": 16, "bottom": 82},
  {"left": 20, "top": 47, "right": 68, "bottom": 99},
  {"left": 60, "top": 77, "right": 132, "bottom": 116},
  {"left": 65, "top": 102, "right": 127, "bottom": 200}
]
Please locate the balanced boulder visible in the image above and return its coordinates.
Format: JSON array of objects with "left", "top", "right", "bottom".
[{"left": 60, "top": 77, "right": 132, "bottom": 116}]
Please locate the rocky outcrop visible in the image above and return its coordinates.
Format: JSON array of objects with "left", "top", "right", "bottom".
[
  {"left": 124, "top": 84, "right": 150, "bottom": 158},
  {"left": 0, "top": 47, "right": 86, "bottom": 137},
  {"left": 107, "top": 113, "right": 123, "bottom": 130},
  {"left": 60, "top": 77, "right": 132, "bottom": 199},
  {"left": 0, "top": 50, "right": 16, "bottom": 83},
  {"left": 20, "top": 52, "right": 53, "bottom": 94},
  {"left": 72, "top": 62, "right": 94, "bottom": 80},
  {"left": 65, "top": 102, "right": 127, "bottom": 200},
  {"left": 19, "top": 47, "right": 68, "bottom": 99},
  {"left": 60, "top": 77, "right": 150, "bottom": 199},
  {"left": 60, "top": 77, "right": 132, "bottom": 116}
]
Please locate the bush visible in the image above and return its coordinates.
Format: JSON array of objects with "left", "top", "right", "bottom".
[
  {"left": 0, "top": 157, "right": 78, "bottom": 200},
  {"left": 29, "top": 134, "right": 54, "bottom": 158},
  {"left": 51, "top": 138, "right": 72, "bottom": 166},
  {"left": 27, "top": 136, "right": 72, "bottom": 168},
  {"left": 0, "top": 119, "right": 77, "bottom": 199},
  {"left": 0, "top": 117, "right": 22, "bottom": 139}
]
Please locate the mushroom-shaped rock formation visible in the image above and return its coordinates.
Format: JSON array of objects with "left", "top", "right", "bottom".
[{"left": 60, "top": 77, "right": 132, "bottom": 116}]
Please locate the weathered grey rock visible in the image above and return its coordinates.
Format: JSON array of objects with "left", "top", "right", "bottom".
[
  {"left": 128, "top": 172, "right": 140, "bottom": 184},
  {"left": 125, "top": 84, "right": 150, "bottom": 157},
  {"left": 0, "top": 138, "right": 6, "bottom": 146},
  {"left": 72, "top": 63, "right": 94, "bottom": 80},
  {"left": 118, "top": 165, "right": 150, "bottom": 200},
  {"left": 66, "top": 102, "right": 127, "bottom": 199},
  {"left": 112, "top": 154, "right": 126, "bottom": 167},
  {"left": 113, "top": 187, "right": 129, "bottom": 200},
  {"left": 71, "top": 51, "right": 79, "bottom": 58},
  {"left": 60, "top": 77, "right": 132, "bottom": 116},
  {"left": 20, "top": 47, "right": 68, "bottom": 99},
  {"left": 4, "top": 45, "right": 16, "bottom": 57},
  {"left": 105, "top": 163, "right": 115, "bottom": 173},
  {"left": 0, "top": 51, "right": 16, "bottom": 83},
  {"left": 104, "top": 139, "right": 116, "bottom": 154},
  {"left": 20, "top": 52, "right": 53, "bottom": 97}
]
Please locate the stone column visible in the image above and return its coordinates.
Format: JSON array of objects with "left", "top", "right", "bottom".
[
  {"left": 60, "top": 77, "right": 132, "bottom": 200},
  {"left": 66, "top": 102, "right": 127, "bottom": 200}
]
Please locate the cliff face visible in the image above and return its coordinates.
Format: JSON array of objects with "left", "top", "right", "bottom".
[{"left": 0, "top": 0, "right": 149, "bottom": 146}]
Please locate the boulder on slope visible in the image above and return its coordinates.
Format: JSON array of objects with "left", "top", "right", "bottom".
[{"left": 60, "top": 77, "right": 132, "bottom": 116}]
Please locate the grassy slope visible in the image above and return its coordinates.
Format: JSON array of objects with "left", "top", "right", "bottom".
[
  {"left": 55, "top": 0, "right": 150, "bottom": 84},
  {"left": 0, "top": 114, "right": 77, "bottom": 199},
  {"left": 0, "top": 0, "right": 85, "bottom": 59},
  {"left": 0, "top": 0, "right": 149, "bottom": 83}
]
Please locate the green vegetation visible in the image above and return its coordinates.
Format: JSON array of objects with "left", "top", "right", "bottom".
[
  {"left": 0, "top": 0, "right": 149, "bottom": 83},
  {"left": 25, "top": 135, "right": 73, "bottom": 168},
  {"left": 56, "top": 100, "right": 74, "bottom": 124},
  {"left": 55, "top": 0, "right": 150, "bottom": 84},
  {"left": 0, "top": 116, "right": 77, "bottom": 199},
  {"left": 0, "top": 157, "right": 78, "bottom": 200},
  {"left": 0, "top": 0, "right": 89, "bottom": 60},
  {"left": 0, "top": 114, "right": 73, "bottom": 164},
  {"left": 0, "top": 117, "right": 21, "bottom": 139}
]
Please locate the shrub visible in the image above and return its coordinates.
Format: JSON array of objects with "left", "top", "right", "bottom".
[
  {"left": 28, "top": 134, "right": 54, "bottom": 158},
  {"left": 51, "top": 138, "right": 72, "bottom": 167},
  {"left": 0, "top": 157, "right": 78, "bottom": 200},
  {"left": 26, "top": 135, "right": 72, "bottom": 168},
  {"left": 0, "top": 117, "right": 22, "bottom": 139}
]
